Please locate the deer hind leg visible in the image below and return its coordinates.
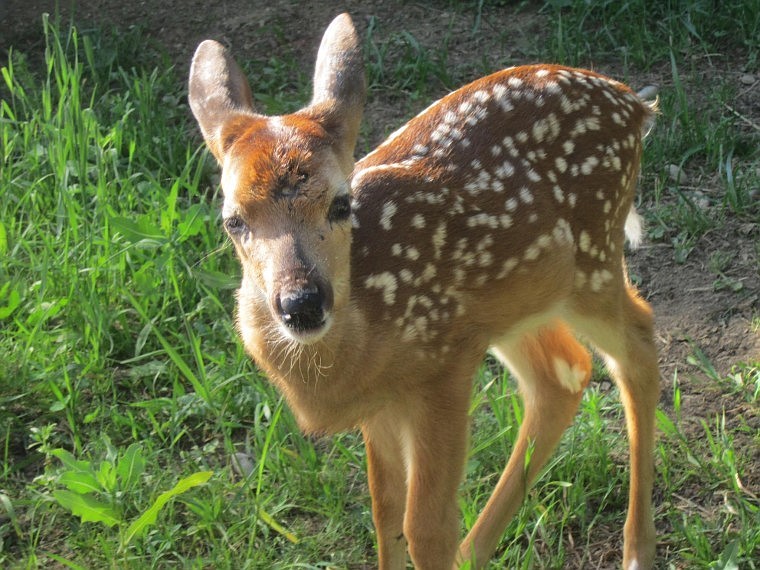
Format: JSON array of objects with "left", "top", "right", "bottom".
[
  {"left": 568, "top": 285, "right": 660, "bottom": 570},
  {"left": 458, "top": 321, "right": 592, "bottom": 568}
]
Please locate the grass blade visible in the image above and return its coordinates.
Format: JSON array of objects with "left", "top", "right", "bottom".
[{"left": 122, "top": 470, "right": 212, "bottom": 546}]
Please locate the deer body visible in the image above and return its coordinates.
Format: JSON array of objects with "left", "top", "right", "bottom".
[{"left": 189, "top": 14, "right": 660, "bottom": 570}]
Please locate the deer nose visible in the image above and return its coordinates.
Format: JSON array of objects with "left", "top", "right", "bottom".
[{"left": 277, "top": 288, "right": 325, "bottom": 331}]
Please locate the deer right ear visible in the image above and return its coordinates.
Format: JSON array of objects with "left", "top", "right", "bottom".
[{"left": 188, "top": 40, "right": 256, "bottom": 162}]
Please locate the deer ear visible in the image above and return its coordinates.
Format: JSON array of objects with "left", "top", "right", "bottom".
[
  {"left": 188, "top": 40, "right": 256, "bottom": 162},
  {"left": 305, "top": 13, "right": 366, "bottom": 171}
]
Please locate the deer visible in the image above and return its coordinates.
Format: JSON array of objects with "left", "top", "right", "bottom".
[{"left": 188, "top": 13, "right": 660, "bottom": 570}]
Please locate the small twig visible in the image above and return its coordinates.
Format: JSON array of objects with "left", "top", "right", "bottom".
[{"left": 723, "top": 102, "right": 760, "bottom": 132}]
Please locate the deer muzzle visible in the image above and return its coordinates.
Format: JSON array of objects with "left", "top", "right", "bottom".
[{"left": 273, "top": 276, "right": 333, "bottom": 343}]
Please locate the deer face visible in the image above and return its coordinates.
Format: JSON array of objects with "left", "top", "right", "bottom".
[
  {"left": 219, "top": 115, "right": 353, "bottom": 343},
  {"left": 189, "top": 14, "right": 365, "bottom": 345}
]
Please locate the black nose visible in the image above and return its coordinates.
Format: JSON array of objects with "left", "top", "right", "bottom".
[{"left": 277, "top": 288, "right": 325, "bottom": 332}]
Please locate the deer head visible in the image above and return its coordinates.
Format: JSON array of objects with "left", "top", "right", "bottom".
[{"left": 188, "top": 14, "right": 365, "bottom": 345}]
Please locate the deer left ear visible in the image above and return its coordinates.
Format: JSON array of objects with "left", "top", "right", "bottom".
[{"left": 303, "top": 13, "right": 366, "bottom": 172}]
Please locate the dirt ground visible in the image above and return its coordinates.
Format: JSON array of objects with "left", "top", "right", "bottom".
[{"left": 2, "top": 0, "right": 759, "bottom": 561}]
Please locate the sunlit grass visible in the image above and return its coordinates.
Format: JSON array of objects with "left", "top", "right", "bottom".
[{"left": 1, "top": 4, "right": 758, "bottom": 569}]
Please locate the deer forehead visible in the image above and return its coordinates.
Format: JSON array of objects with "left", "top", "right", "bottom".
[{"left": 221, "top": 117, "right": 344, "bottom": 220}]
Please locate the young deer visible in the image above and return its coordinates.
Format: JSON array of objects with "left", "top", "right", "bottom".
[{"left": 189, "top": 13, "right": 659, "bottom": 570}]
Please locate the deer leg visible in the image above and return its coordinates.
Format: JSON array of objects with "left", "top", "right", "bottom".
[
  {"left": 458, "top": 321, "right": 592, "bottom": 568},
  {"left": 402, "top": 377, "right": 473, "bottom": 570},
  {"left": 569, "top": 287, "right": 659, "bottom": 569},
  {"left": 362, "top": 414, "right": 410, "bottom": 570}
]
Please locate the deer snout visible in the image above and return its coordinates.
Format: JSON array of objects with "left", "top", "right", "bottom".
[{"left": 275, "top": 282, "right": 333, "bottom": 341}]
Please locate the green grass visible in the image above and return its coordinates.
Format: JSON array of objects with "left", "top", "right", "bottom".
[
  {"left": 540, "top": 0, "right": 760, "bottom": 70},
  {"left": 2, "top": 3, "right": 759, "bottom": 569}
]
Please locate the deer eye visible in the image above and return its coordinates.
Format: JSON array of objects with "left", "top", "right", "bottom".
[
  {"left": 223, "top": 215, "right": 247, "bottom": 235},
  {"left": 327, "top": 194, "right": 351, "bottom": 223}
]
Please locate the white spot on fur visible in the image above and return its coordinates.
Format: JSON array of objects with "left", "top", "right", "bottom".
[
  {"left": 581, "top": 156, "right": 600, "bottom": 175},
  {"left": 524, "top": 244, "right": 540, "bottom": 260},
  {"left": 411, "top": 214, "right": 426, "bottom": 229},
  {"left": 496, "top": 257, "right": 518, "bottom": 279},
  {"left": 553, "top": 218, "right": 574, "bottom": 244},
  {"left": 579, "top": 230, "right": 591, "bottom": 253},
  {"left": 553, "top": 358, "right": 587, "bottom": 393},
  {"left": 478, "top": 251, "right": 494, "bottom": 267},
  {"left": 365, "top": 272, "right": 398, "bottom": 305},
  {"left": 380, "top": 201, "right": 397, "bottom": 230},
  {"left": 492, "top": 83, "right": 507, "bottom": 101},
  {"left": 432, "top": 222, "right": 447, "bottom": 259},
  {"left": 537, "top": 234, "right": 551, "bottom": 249},
  {"left": 473, "top": 90, "right": 490, "bottom": 104},
  {"left": 421, "top": 263, "right": 437, "bottom": 283},
  {"left": 590, "top": 270, "right": 603, "bottom": 292},
  {"left": 495, "top": 160, "right": 515, "bottom": 179},
  {"left": 467, "top": 213, "right": 500, "bottom": 229}
]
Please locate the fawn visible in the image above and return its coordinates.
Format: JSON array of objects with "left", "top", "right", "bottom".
[{"left": 189, "top": 13, "right": 660, "bottom": 570}]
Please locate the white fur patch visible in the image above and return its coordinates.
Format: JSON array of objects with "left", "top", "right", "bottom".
[
  {"left": 553, "top": 358, "right": 587, "bottom": 393},
  {"left": 624, "top": 206, "right": 643, "bottom": 248},
  {"left": 364, "top": 272, "right": 398, "bottom": 305}
]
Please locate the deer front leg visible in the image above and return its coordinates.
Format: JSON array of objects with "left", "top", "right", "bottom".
[
  {"left": 363, "top": 415, "right": 409, "bottom": 570},
  {"left": 403, "top": 380, "right": 473, "bottom": 570}
]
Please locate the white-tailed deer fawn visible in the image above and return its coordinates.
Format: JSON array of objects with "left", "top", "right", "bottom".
[{"left": 189, "top": 13, "right": 660, "bottom": 569}]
